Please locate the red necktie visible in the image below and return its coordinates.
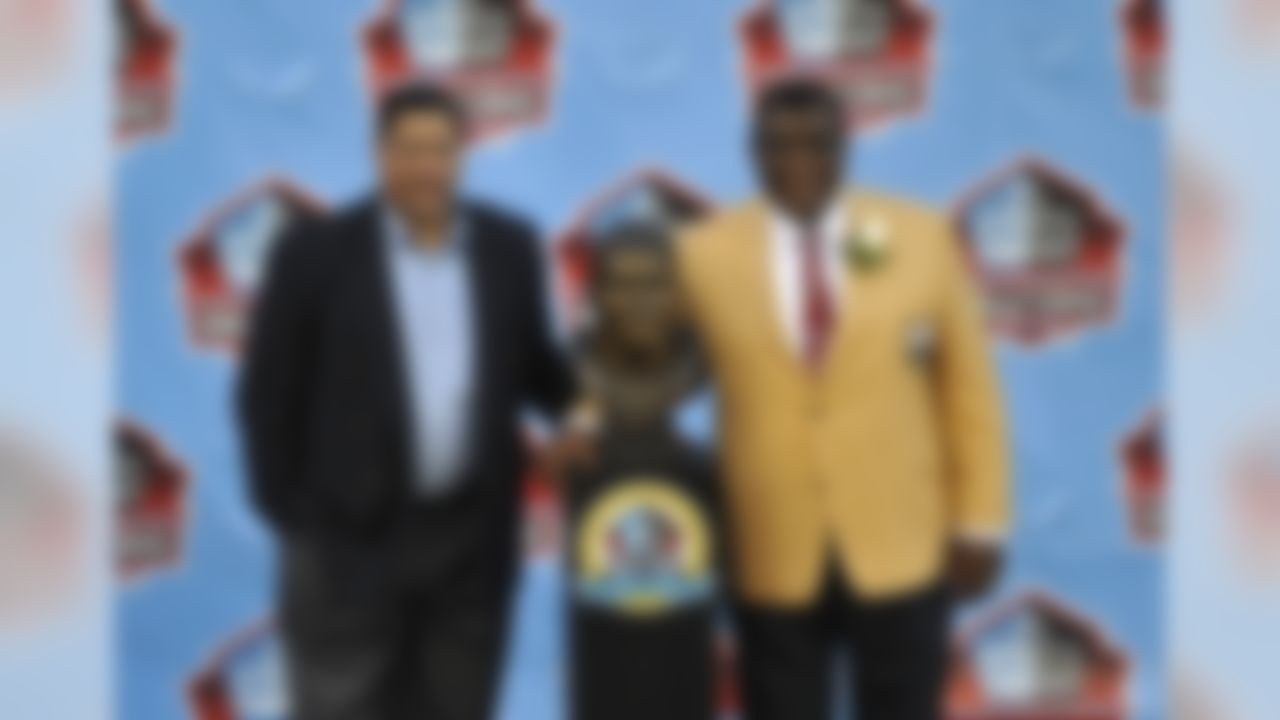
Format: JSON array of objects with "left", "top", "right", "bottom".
[{"left": 800, "top": 225, "right": 835, "bottom": 369}]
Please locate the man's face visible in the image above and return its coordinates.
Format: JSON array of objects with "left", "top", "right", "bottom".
[
  {"left": 378, "top": 110, "right": 464, "bottom": 224},
  {"left": 596, "top": 244, "right": 680, "bottom": 359},
  {"left": 755, "top": 106, "right": 844, "bottom": 219}
]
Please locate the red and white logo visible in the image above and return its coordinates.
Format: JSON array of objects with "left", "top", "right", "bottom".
[
  {"left": 363, "top": 0, "right": 557, "bottom": 141},
  {"left": 954, "top": 158, "right": 1126, "bottom": 347},
  {"left": 1120, "top": 408, "right": 1164, "bottom": 546},
  {"left": 115, "top": 0, "right": 178, "bottom": 143},
  {"left": 1120, "top": 0, "right": 1164, "bottom": 109},
  {"left": 116, "top": 419, "right": 188, "bottom": 582},
  {"left": 947, "top": 591, "right": 1129, "bottom": 720},
  {"left": 190, "top": 618, "right": 287, "bottom": 720},
  {"left": 555, "top": 169, "right": 714, "bottom": 328},
  {"left": 177, "top": 179, "right": 327, "bottom": 353},
  {"left": 739, "top": 0, "right": 933, "bottom": 130}
]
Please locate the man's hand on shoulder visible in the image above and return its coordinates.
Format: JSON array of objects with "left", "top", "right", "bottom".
[{"left": 540, "top": 399, "right": 600, "bottom": 488}]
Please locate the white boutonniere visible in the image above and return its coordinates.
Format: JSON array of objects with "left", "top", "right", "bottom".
[{"left": 845, "top": 215, "right": 892, "bottom": 272}]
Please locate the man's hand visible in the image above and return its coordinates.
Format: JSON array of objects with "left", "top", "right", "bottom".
[
  {"left": 947, "top": 540, "right": 1003, "bottom": 601},
  {"left": 541, "top": 426, "right": 597, "bottom": 486},
  {"left": 540, "top": 400, "right": 601, "bottom": 487}
]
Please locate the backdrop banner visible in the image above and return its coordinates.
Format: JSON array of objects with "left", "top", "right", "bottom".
[{"left": 116, "top": 1, "right": 1165, "bottom": 718}]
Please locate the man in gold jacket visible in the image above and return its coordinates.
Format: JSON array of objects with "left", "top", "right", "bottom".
[{"left": 677, "top": 80, "right": 1010, "bottom": 720}]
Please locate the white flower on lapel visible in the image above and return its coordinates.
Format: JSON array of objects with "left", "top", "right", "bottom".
[{"left": 846, "top": 214, "right": 892, "bottom": 272}]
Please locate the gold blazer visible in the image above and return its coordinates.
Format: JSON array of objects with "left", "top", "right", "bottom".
[{"left": 677, "top": 189, "right": 1010, "bottom": 606}]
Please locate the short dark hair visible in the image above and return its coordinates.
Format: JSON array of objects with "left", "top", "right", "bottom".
[
  {"left": 752, "top": 77, "right": 847, "bottom": 145},
  {"left": 377, "top": 82, "right": 469, "bottom": 138}
]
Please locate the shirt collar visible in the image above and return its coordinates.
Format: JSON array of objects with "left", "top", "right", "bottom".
[
  {"left": 769, "top": 194, "right": 846, "bottom": 245},
  {"left": 381, "top": 201, "right": 468, "bottom": 257}
]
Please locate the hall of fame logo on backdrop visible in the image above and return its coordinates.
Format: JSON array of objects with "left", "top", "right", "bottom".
[
  {"left": 739, "top": 0, "right": 933, "bottom": 130},
  {"left": 178, "top": 179, "right": 327, "bottom": 353},
  {"left": 947, "top": 591, "right": 1129, "bottom": 720},
  {"left": 116, "top": 420, "right": 188, "bottom": 582},
  {"left": 115, "top": 0, "right": 178, "bottom": 143},
  {"left": 1120, "top": 408, "right": 1164, "bottom": 547},
  {"left": 1120, "top": 0, "right": 1164, "bottom": 109},
  {"left": 363, "top": 0, "right": 557, "bottom": 141},
  {"left": 555, "top": 169, "right": 714, "bottom": 327},
  {"left": 190, "top": 619, "right": 288, "bottom": 720},
  {"left": 576, "top": 479, "right": 715, "bottom": 618},
  {"left": 955, "top": 158, "right": 1126, "bottom": 347}
]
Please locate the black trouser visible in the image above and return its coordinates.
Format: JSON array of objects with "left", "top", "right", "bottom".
[
  {"left": 279, "top": 503, "right": 516, "bottom": 720},
  {"left": 735, "top": 568, "right": 950, "bottom": 720}
]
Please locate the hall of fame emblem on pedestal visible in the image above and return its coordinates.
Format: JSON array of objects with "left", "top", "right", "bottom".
[{"left": 576, "top": 479, "right": 715, "bottom": 618}]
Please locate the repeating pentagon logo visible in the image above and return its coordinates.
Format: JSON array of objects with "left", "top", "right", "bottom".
[
  {"left": 1120, "top": 408, "right": 1164, "bottom": 547},
  {"left": 1120, "top": 0, "right": 1165, "bottom": 109},
  {"left": 947, "top": 591, "right": 1129, "bottom": 720},
  {"left": 116, "top": 420, "right": 188, "bottom": 582},
  {"left": 190, "top": 619, "right": 288, "bottom": 720},
  {"left": 555, "top": 169, "right": 714, "bottom": 327},
  {"left": 363, "top": 0, "right": 557, "bottom": 141},
  {"left": 177, "top": 179, "right": 327, "bottom": 353},
  {"left": 955, "top": 158, "right": 1126, "bottom": 347},
  {"left": 115, "top": 0, "right": 179, "bottom": 143},
  {"left": 739, "top": 0, "right": 934, "bottom": 130}
]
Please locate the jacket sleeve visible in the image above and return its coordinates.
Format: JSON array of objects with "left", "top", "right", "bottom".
[
  {"left": 518, "top": 225, "right": 577, "bottom": 420},
  {"left": 235, "top": 222, "right": 322, "bottom": 533},
  {"left": 935, "top": 215, "right": 1012, "bottom": 541}
]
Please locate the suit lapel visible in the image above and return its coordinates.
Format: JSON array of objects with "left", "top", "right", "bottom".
[
  {"left": 823, "top": 190, "right": 887, "bottom": 380},
  {"left": 739, "top": 200, "right": 806, "bottom": 376},
  {"left": 353, "top": 203, "right": 416, "bottom": 483},
  {"left": 461, "top": 207, "right": 500, "bottom": 447}
]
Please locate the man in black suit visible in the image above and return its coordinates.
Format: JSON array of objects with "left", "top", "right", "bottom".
[{"left": 237, "top": 84, "right": 575, "bottom": 719}]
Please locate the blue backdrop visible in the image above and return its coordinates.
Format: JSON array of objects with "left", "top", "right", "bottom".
[{"left": 117, "top": 1, "right": 1164, "bottom": 718}]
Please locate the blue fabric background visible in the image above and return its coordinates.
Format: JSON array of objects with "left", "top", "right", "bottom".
[{"left": 118, "top": 1, "right": 1163, "bottom": 718}]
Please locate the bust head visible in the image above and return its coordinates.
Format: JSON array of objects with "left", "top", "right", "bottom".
[
  {"left": 589, "top": 224, "right": 681, "bottom": 363},
  {"left": 584, "top": 223, "right": 696, "bottom": 431}
]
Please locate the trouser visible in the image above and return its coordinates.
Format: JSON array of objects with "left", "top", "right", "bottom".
[
  {"left": 279, "top": 510, "right": 515, "bottom": 720},
  {"left": 734, "top": 566, "right": 950, "bottom": 720}
]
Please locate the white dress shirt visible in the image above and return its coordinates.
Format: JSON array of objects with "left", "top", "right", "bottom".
[
  {"left": 382, "top": 207, "right": 476, "bottom": 495},
  {"left": 769, "top": 200, "right": 848, "bottom": 357}
]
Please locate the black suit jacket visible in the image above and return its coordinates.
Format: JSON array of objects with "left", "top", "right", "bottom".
[{"left": 236, "top": 198, "right": 573, "bottom": 557}]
